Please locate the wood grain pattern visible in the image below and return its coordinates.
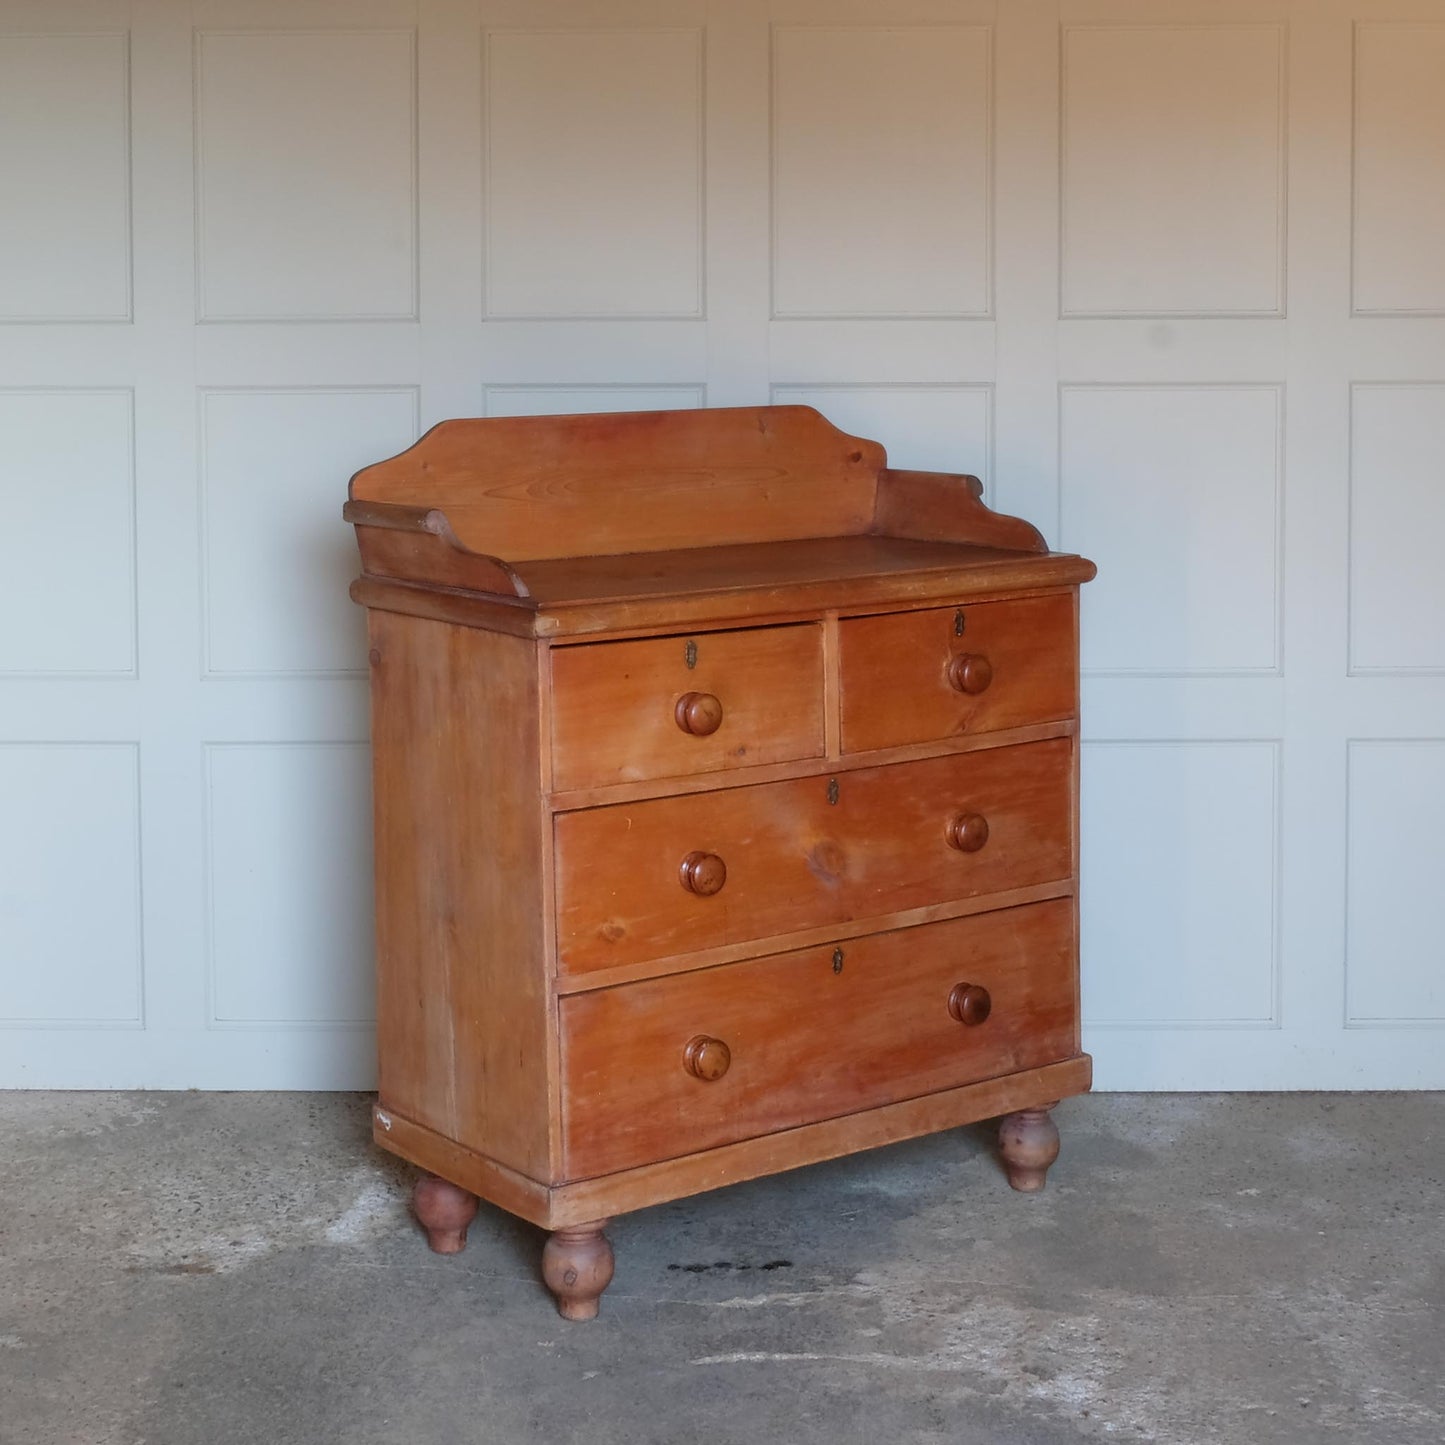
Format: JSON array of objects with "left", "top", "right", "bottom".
[
  {"left": 348, "top": 406, "right": 884, "bottom": 561},
  {"left": 514, "top": 536, "right": 1092, "bottom": 611},
  {"left": 375, "top": 1056, "right": 1093, "bottom": 1230},
  {"left": 549, "top": 623, "right": 825, "bottom": 791},
  {"left": 524, "top": 549, "right": 1094, "bottom": 638},
  {"left": 374, "top": 1102, "right": 554, "bottom": 1224},
  {"left": 352, "top": 404, "right": 1096, "bottom": 1297},
  {"left": 560, "top": 899, "right": 1077, "bottom": 1179},
  {"left": 411, "top": 1174, "right": 478, "bottom": 1254},
  {"left": 346, "top": 505, "right": 530, "bottom": 597},
  {"left": 350, "top": 575, "right": 539, "bottom": 637},
  {"left": 351, "top": 544, "right": 1094, "bottom": 641},
  {"left": 872, "top": 467, "right": 1048, "bottom": 553},
  {"left": 541, "top": 1222, "right": 615, "bottom": 1321},
  {"left": 555, "top": 738, "right": 1074, "bottom": 976},
  {"left": 552, "top": 1055, "right": 1093, "bottom": 1221},
  {"left": 998, "top": 1104, "right": 1061, "bottom": 1192},
  {"left": 551, "top": 879, "right": 1075, "bottom": 996},
  {"left": 548, "top": 719, "right": 1076, "bottom": 814},
  {"left": 839, "top": 594, "right": 1077, "bottom": 753},
  {"left": 367, "top": 612, "right": 553, "bottom": 1179}
]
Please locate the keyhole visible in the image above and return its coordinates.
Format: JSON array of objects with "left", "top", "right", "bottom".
[{"left": 832, "top": 948, "right": 844, "bottom": 975}]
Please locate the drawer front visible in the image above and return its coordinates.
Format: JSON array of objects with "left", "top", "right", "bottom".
[
  {"left": 555, "top": 737, "right": 1073, "bottom": 976},
  {"left": 550, "top": 624, "right": 825, "bottom": 792},
  {"left": 839, "top": 595, "right": 1076, "bottom": 754},
  {"left": 561, "top": 898, "right": 1078, "bottom": 1179}
]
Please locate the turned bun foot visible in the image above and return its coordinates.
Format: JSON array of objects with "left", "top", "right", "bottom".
[
  {"left": 998, "top": 1102, "right": 1061, "bottom": 1193},
  {"left": 542, "top": 1221, "right": 615, "bottom": 1321},
  {"left": 412, "top": 1174, "right": 479, "bottom": 1254}
]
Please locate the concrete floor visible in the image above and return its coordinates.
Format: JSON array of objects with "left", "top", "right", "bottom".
[{"left": 1, "top": 1093, "right": 1441, "bottom": 1445}]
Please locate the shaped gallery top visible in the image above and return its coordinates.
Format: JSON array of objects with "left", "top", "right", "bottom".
[{"left": 343, "top": 405, "right": 1095, "bottom": 638}]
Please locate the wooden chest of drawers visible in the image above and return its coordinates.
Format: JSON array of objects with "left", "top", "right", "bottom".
[{"left": 344, "top": 405, "right": 1095, "bottom": 1319}]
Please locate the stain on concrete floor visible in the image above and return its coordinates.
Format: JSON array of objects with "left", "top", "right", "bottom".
[{"left": 0, "top": 1092, "right": 1440, "bottom": 1445}]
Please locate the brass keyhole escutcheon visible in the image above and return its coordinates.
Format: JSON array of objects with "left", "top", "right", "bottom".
[
  {"left": 954, "top": 609, "right": 965, "bottom": 637},
  {"left": 832, "top": 947, "right": 845, "bottom": 975},
  {"left": 684, "top": 639, "right": 698, "bottom": 669},
  {"left": 827, "top": 777, "right": 840, "bottom": 806}
]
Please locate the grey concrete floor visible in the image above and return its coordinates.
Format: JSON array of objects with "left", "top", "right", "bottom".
[{"left": 1, "top": 1093, "right": 1441, "bottom": 1445}]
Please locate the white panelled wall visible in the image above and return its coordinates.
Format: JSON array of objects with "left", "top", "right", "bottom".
[{"left": 2, "top": 0, "right": 1443, "bottom": 1088}]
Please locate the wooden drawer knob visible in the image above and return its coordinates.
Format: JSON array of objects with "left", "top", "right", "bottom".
[
  {"left": 948, "top": 983, "right": 992, "bottom": 1026},
  {"left": 684, "top": 1035, "right": 732, "bottom": 1081},
  {"left": 947, "top": 652, "right": 994, "bottom": 695},
  {"left": 946, "top": 812, "right": 990, "bottom": 853},
  {"left": 679, "top": 850, "right": 727, "bottom": 896},
  {"left": 675, "top": 691, "right": 723, "bottom": 736}
]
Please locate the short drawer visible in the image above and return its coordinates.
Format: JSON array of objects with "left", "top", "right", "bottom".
[
  {"left": 550, "top": 624, "right": 825, "bottom": 792},
  {"left": 560, "top": 898, "right": 1078, "bottom": 1179},
  {"left": 839, "top": 595, "right": 1076, "bottom": 754},
  {"left": 554, "top": 737, "right": 1073, "bottom": 976}
]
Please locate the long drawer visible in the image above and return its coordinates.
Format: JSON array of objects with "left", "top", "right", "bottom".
[
  {"left": 550, "top": 623, "right": 825, "bottom": 792},
  {"left": 560, "top": 898, "right": 1078, "bottom": 1179},
  {"left": 554, "top": 737, "right": 1073, "bottom": 976},
  {"left": 839, "top": 594, "right": 1075, "bottom": 753}
]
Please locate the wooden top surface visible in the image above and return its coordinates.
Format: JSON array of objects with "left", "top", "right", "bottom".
[
  {"left": 352, "top": 534, "right": 1096, "bottom": 639},
  {"left": 513, "top": 534, "right": 1090, "bottom": 607}
]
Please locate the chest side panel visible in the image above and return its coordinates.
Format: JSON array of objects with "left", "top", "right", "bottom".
[{"left": 368, "top": 612, "right": 553, "bottom": 1181}]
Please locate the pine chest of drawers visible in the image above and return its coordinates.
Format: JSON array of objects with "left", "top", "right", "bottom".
[{"left": 344, "top": 405, "right": 1096, "bottom": 1319}]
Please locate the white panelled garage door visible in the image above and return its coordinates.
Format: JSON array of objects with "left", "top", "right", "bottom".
[{"left": 2, "top": 0, "right": 1443, "bottom": 1088}]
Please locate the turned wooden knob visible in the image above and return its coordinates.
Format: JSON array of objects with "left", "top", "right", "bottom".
[
  {"left": 675, "top": 691, "right": 723, "bottom": 736},
  {"left": 684, "top": 1035, "right": 732, "bottom": 1081},
  {"left": 948, "top": 983, "right": 992, "bottom": 1026},
  {"left": 679, "top": 850, "right": 727, "bottom": 895},
  {"left": 947, "top": 812, "right": 990, "bottom": 852},
  {"left": 947, "top": 652, "right": 994, "bottom": 695}
]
